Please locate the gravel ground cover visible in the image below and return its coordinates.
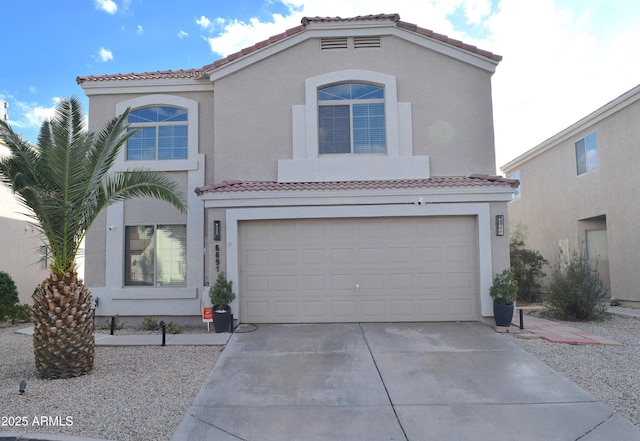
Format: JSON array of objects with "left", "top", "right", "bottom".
[
  {"left": 507, "top": 313, "right": 640, "bottom": 428},
  {"left": 0, "top": 324, "right": 222, "bottom": 441}
]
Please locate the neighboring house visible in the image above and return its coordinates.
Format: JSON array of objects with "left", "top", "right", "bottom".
[
  {"left": 502, "top": 84, "right": 640, "bottom": 306},
  {"left": 0, "top": 100, "right": 49, "bottom": 304},
  {"left": 77, "top": 14, "right": 517, "bottom": 324}
]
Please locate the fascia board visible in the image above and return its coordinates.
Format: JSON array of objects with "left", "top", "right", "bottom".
[
  {"left": 202, "top": 186, "right": 514, "bottom": 208},
  {"left": 80, "top": 79, "right": 213, "bottom": 96}
]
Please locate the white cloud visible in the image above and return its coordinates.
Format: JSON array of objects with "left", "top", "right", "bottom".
[
  {"left": 137, "top": 25, "right": 144, "bottom": 35},
  {"left": 2, "top": 96, "right": 60, "bottom": 131},
  {"left": 28, "top": 86, "right": 37, "bottom": 94},
  {"left": 96, "top": 47, "right": 114, "bottom": 62},
  {"left": 196, "top": 15, "right": 212, "bottom": 30},
  {"left": 94, "top": 0, "right": 117, "bottom": 14},
  {"left": 178, "top": 30, "right": 189, "bottom": 39}
]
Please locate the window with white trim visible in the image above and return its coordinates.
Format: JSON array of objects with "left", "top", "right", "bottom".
[
  {"left": 318, "top": 83, "right": 386, "bottom": 154},
  {"left": 124, "top": 225, "right": 186, "bottom": 287},
  {"left": 575, "top": 132, "right": 598, "bottom": 175},
  {"left": 127, "top": 106, "right": 188, "bottom": 160}
]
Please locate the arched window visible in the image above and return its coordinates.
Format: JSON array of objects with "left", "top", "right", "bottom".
[
  {"left": 127, "top": 106, "right": 188, "bottom": 160},
  {"left": 318, "top": 83, "right": 386, "bottom": 154}
]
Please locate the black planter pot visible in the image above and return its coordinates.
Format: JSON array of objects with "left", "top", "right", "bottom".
[
  {"left": 213, "top": 305, "right": 231, "bottom": 333},
  {"left": 493, "top": 302, "right": 515, "bottom": 327}
]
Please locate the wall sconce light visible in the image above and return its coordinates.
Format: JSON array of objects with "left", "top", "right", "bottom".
[
  {"left": 213, "top": 220, "right": 221, "bottom": 241},
  {"left": 495, "top": 215, "right": 504, "bottom": 236}
]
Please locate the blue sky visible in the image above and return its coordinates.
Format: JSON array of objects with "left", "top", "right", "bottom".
[{"left": 2, "top": 0, "right": 640, "bottom": 170}]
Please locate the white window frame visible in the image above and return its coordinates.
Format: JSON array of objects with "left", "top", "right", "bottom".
[
  {"left": 305, "top": 70, "right": 401, "bottom": 159},
  {"left": 115, "top": 95, "right": 199, "bottom": 172},
  {"left": 126, "top": 106, "right": 188, "bottom": 161},
  {"left": 124, "top": 224, "right": 187, "bottom": 288},
  {"left": 318, "top": 83, "right": 386, "bottom": 155},
  {"left": 575, "top": 132, "right": 598, "bottom": 176}
]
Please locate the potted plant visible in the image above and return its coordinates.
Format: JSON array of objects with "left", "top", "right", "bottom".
[
  {"left": 209, "top": 272, "right": 236, "bottom": 333},
  {"left": 490, "top": 268, "right": 518, "bottom": 327}
]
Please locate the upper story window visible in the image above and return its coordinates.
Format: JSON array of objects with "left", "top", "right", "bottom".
[
  {"left": 317, "top": 83, "right": 386, "bottom": 154},
  {"left": 127, "top": 106, "right": 188, "bottom": 160},
  {"left": 508, "top": 171, "right": 521, "bottom": 200},
  {"left": 575, "top": 132, "right": 598, "bottom": 175}
]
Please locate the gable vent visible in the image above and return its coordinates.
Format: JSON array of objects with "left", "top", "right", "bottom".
[
  {"left": 321, "top": 37, "right": 348, "bottom": 50},
  {"left": 354, "top": 36, "right": 381, "bottom": 48}
]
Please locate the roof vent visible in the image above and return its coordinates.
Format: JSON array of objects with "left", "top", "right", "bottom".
[
  {"left": 354, "top": 36, "right": 381, "bottom": 48},
  {"left": 321, "top": 37, "right": 348, "bottom": 50}
]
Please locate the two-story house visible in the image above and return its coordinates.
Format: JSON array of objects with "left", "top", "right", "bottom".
[
  {"left": 502, "top": 84, "right": 640, "bottom": 306},
  {"left": 77, "top": 14, "right": 517, "bottom": 324}
]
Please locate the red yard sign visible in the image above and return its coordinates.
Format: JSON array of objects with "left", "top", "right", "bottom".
[{"left": 202, "top": 307, "right": 213, "bottom": 322}]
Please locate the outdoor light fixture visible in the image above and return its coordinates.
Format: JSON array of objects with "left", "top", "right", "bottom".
[
  {"left": 495, "top": 215, "right": 505, "bottom": 236},
  {"left": 213, "top": 220, "right": 221, "bottom": 241}
]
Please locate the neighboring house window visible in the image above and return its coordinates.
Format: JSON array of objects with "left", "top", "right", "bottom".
[
  {"left": 575, "top": 133, "right": 598, "bottom": 175},
  {"left": 508, "top": 171, "right": 521, "bottom": 200},
  {"left": 124, "top": 225, "right": 187, "bottom": 287},
  {"left": 318, "top": 83, "right": 386, "bottom": 154},
  {"left": 38, "top": 245, "right": 49, "bottom": 270},
  {"left": 127, "top": 106, "right": 188, "bottom": 160}
]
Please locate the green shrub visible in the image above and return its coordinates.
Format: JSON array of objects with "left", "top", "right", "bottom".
[
  {"left": 98, "top": 315, "right": 125, "bottom": 330},
  {"left": 509, "top": 226, "right": 547, "bottom": 303},
  {"left": 0, "top": 272, "right": 20, "bottom": 322},
  {"left": 490, "top": 268, "right": 518, "bottom": 305},
  {"left": 142, "top": 316, "right": 160, "bottom": 331},
  {"left": 0, "top": 271, "right": 19, "bottom": 306},
  {"left": 166, "top": 321, "right": 182, "bottom": 334},
  {"left": 544, "top": 246, "right": 607, "bottom": 321},
  {"left": 209, "top": 272, "right": 235, "bottom": 308}
]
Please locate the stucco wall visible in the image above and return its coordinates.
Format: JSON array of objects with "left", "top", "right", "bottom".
[{"left": 211, "top": 35, "right": 497, "bottom": 184}]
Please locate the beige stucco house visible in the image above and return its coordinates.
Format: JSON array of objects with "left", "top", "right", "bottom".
[
  {"left": 77, "top": 14, "right": 517, "bottom": 324},
  {"left": 502, "top": 84, "right": 640, "bottom": 306},
  {"left": 0, "top": 100, "right": 49, "bottom": 304}
]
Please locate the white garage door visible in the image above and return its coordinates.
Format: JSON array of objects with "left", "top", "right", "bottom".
[{"left": 238, "top": 216, "right": 478, "bottom": 323}]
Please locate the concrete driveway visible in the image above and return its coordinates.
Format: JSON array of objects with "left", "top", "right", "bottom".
[{"left": 172, "top": 322, "right": 640, "bottom": 440}]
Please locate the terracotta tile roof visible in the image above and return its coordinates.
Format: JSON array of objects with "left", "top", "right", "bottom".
[
  {"left": 195, "top": 175, "right": 519, "bottom": 196},
  {"left": 77, "top": 14, "right": 501, "bottom": 84},
  {"left": 76, "top": 68, "right": 206, "bottom": 84}
]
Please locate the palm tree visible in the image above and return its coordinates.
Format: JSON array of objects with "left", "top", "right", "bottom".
[{"left": 0, "top": 97, "right": 186, "bottom": 379}]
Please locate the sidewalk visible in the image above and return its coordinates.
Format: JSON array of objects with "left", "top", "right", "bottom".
[
  {"left": 15, "top": 327, "right": 231, "bottom": 346},
  {"left": 511, "top": 314, "right": 621, "bottom": 345},
  {"left": 502, "top": 305, "right": 640, "bottom": 345}
]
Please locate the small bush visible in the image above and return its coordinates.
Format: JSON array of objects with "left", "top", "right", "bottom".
[
  {"left": 490, "top": 268, "right": 518, "bottom": 305},
  {"left": 166, "top": 321, "right": 183, "bottom": 334},
  {"left": 0, "top": 271, "right": 19, "bottom": 306},
  {"left": 209, "top": 272, "right": 235, "bottom": 308},
  {"left": 544, "top": 246, "right": 608, "bottom": 321},
  {"left": 10, "top": 304, "right": 31, "bottom": 323},
  {"left": 98, "top": 315, "right": 125, "bottom": 330},
  {"left": 0, "top": 272, "right": 21, "bottom": 322},
  {"left": 142, "top": 316, "right": 160, "bottom": 331},
  {"left": 509, "top": 225, "right": 547, "bottom": 303}
]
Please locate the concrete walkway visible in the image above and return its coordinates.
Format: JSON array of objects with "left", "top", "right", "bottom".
[
  {"left": 15, "top": 327, "right": 231, "bottom": 346},
  {"left": 171, "top": 322, "right": 640, "bottom": 441},
  {"left": 510, "top": 315, "right": 622, "bottom": 345}
]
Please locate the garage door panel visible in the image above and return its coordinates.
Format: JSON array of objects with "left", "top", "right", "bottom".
[
  {"left": 239, "top": 217, "right": 478, "bottom": 323},
  {"left": 301, "top": 249, "right": 326, "bottom": 265}
]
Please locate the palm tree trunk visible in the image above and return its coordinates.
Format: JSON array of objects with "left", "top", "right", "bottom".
[{"left": 32, "top": 273, "right": 95, "bottom": 379}]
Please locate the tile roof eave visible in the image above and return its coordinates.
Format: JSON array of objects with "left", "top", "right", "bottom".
[{"left": 195, "top": 176, "right": 519, "bottom": 196}]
